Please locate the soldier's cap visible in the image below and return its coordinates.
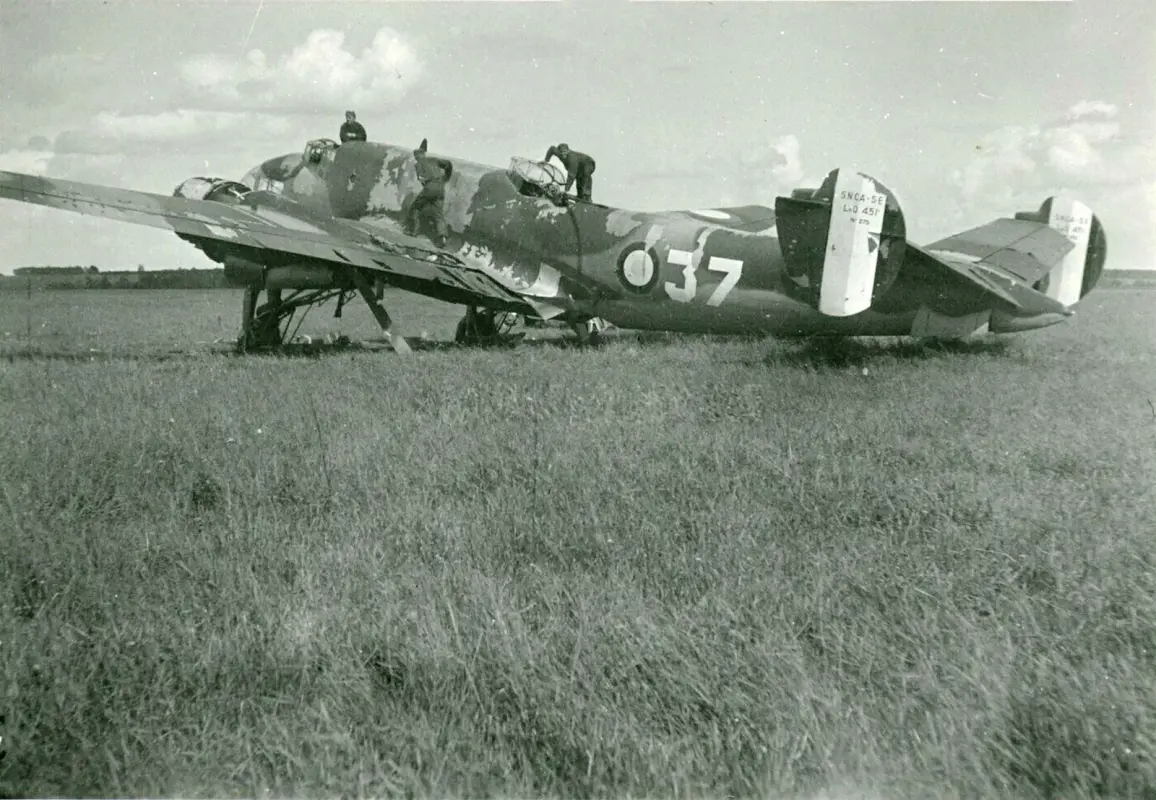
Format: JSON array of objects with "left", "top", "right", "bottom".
[
  {"left": 558, "top": 143, "right": 570, "bottom": 150},
  {"left": 346, "top": 110, "right": 356, "bottom": 117}
]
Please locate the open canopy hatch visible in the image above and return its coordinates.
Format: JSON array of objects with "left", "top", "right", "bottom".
[{"left": 507, "top": 157, "right": 567, "bottom": 199}]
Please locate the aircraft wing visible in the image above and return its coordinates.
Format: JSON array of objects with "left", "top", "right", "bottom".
[
  {"left": 0, "top": 170, "right": 548, "bottom": 313},
  {"left": 910, "top": 218, "right": 1077, "bottom": 316}
]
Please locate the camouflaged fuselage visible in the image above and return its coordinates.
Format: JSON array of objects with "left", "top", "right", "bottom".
[
  {"left": 242, "top": 141, "right": 934, "bottom": 336},
  {"left": 0, "top": 138, "right": 1092, "bottom": 342}
]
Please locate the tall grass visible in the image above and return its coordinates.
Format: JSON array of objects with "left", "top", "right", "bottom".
[{"left": 2, "top": 290, "right": 1155, "bottom": 797}]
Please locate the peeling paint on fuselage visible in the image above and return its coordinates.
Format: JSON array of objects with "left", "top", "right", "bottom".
[
  {"left": 248, "top": 140, "right": 806, "bottom": 327},
  {"left": 0, "top": 151, "right": 1081, "bottom": 339},
  {"left": 242, "top": 139, "right": 968, "bottom": 337},
  {"left": 605, "top": 209, "right": 643, "bottom": 237}
]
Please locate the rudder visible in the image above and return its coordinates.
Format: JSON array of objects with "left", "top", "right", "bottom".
[
  {"left": 1016, "top": 197, "right": 1107, "bottom": 305},
  {"left": 775, "top": 168, "right": 907, "bottom": 317}
]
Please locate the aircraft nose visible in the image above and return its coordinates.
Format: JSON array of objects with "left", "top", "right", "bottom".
[{"left": 989, "top": 307, "right": 1073, "bottom": 333}]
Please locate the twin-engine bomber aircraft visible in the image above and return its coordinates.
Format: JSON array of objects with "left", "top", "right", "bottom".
[{"left": 0, "top": 136, "right": 1106, "bottom": 354}]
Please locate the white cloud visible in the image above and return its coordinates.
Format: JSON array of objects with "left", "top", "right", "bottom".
[
  {"left": 0, "top": 150, "right": 128, "bottom": 199},
  {"left": 949, "top": 124, "right": 1039, "bottom": 201},
  {"left": 1068, "top": 100, "right": 1118, "bottom": 119},
  {"left": 53, "top": 110, "right": 296, "bottom": 156},
  {"left": 0, "top": 149, "right": 53, "bottom": 175},
  {"left": 949, "top": 101, "right": 1145, "bottom": 203},
  {"left": 180, "top": 27, "right": 422, "bottom": 113},
  {"left": 946, "top": 100, "right": 1156, "bottom": 269},
  {"left": 766, "top": 134, "right": 806, "bottom": 186},
  {"left": 720, "top": 134, "right": 807, "bottom": 205},
  {"left": 0, "top": 26, "right": 425, "bottom": 175}
]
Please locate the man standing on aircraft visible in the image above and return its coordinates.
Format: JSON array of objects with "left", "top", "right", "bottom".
[
  {"left": 339, "top": 111, "right": 367, "bottom": 143},
  {"left": 404, "top": 138, "right": 451, "bottom": 247},
  {"left": 544, "top": 143, "right": 596, "bottom": 202}
]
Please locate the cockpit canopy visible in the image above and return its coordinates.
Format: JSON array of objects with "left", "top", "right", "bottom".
[
  {"left": 508, "top": 157, "right": 567, "bottom": 199},
  {"left": 304, "top": 138, "right": 339, "bottom": 164},
  {"left": 245, "top": 171, "right": 283, "bottom": 194}
]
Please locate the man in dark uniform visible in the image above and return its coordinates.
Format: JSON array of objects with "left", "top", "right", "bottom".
[
  {"left": 339, "top": 111, "right": 367, "bottom": 143},
  {"left": 544, "top": 142, "right": 596, "bottom": 202},
  {"left": 404, "top": 138, "right": 452, "bottom": 247}
]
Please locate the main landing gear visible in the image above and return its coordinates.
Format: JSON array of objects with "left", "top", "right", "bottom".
[
  {"left": 236, "top": 272, "right": 411, "bottom": 355},
  {"left": 233, "top": 277, "right": 607, "bottom": 354},
  {"left": 453, "top": 306, "right": 521, "bottom": 347},
  {"left": 451, "top": 307, "right": 611, "bottom": 348},
  {"left": 567, "top": 316, "right": 610, "bottom": 346}
]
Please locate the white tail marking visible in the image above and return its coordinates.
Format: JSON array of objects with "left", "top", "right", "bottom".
[
  {"left": 1045, "top": 197, "right": 1092, "bottom": 307},
  {"left": 820, "top": 171, "right": 886, "bottom": 317}
]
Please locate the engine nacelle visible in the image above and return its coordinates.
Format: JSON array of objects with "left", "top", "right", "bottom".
[
  {"left": 223, "top": 255, "right": 347, "bottom": 292},
  {"left": 173, "top": 177, "right": 253, "bottom": 262},
  {"left": 172, "top": 176, "right": 250, "bottom": 204},
  {"left": 775, "top": 168, "right": 907, "bottom": 317},
  {"left": 265, "top": 265, "right": 342, "bottom": 291},
  {"left": 223, "top": 255, "right": 265, "bottom": 287},
  {"left": 1016, "top": 197, "right": 1107, "bottom": 306}
]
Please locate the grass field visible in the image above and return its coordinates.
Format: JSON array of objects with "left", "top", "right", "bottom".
[{"left": 2, "top": 288, "right": 1155, "bottom": 797}]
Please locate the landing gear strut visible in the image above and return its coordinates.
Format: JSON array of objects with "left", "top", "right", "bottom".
[
  {"left": 454, "top": 306, "right": 520, "bottom": 347},
  {"left": 238, "top": 285, "right": 345, "bottom": 351},
  {"left": 235, "top": 269, "right": 411, "bottom": 354},
  {"left": 567, "top": 316, "right": 609, "bottom": 346},
  {"left": 348, "top": 268, "right": 411, "bottom": 355},
  {"left": 238, "top": 285, "right": 294, "bottom": 351}
]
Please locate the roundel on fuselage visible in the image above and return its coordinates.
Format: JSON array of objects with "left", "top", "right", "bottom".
[
  {"left": 616, "top": 243, "right": 661, "bottom": 293},
  {"left": 688, "top": 209, "right": 732, "bottom": 221}
]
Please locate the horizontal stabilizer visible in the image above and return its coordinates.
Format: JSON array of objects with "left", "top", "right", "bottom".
[
  {"left": 907, "top": 242, "right": 1070, "bottom": 317},
  {"left": 923, "top": 218, "right": 1074, "bottom": 286},
  {"left": 912, "top": 196, "right": 1108, "bottom": 316}
]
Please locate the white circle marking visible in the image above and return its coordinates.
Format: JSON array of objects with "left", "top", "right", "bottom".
[
  {"left": 689, "top": 209, "right": 732, "bottom": 220},
  {"left": 621, "top": 249, "right": 656, "bottom": 287}
]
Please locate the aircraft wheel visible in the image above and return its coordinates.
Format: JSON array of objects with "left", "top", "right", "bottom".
[
  {"left": 251, "top": 310, "right": 285, "bottom": 348},
  {"left": 568, "top": 317, "right": 608, "bottom": 347},
  {"left": 494, "top": 311, "right": 520, "bottom": 336},
  {"left": 454, "top": 307, "right": 518, "bottom": 347}
]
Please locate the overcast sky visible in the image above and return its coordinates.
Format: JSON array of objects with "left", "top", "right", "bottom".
[{"left": 1, "top": 0, "right": 1153, "bottom": 272}]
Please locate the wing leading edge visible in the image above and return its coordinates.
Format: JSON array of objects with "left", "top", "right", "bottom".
[{"left": 0, "top": 170, "right": 560, "bottom": 315}]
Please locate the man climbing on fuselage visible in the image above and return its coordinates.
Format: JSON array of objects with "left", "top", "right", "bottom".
[
  {"left": 339, "top": 111, "right": 367, "bottom": 143},
  {"left": 404, "top": 138, "right": 452, "bottom": 247},
  {"left": 544, "top": 142, "right": 595, "bottom": 202}
]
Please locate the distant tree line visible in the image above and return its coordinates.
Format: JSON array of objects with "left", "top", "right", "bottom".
[
  {"left": 0, "top": 268, "right": 231, "bottom": 290},
  {"left": 1101, "top": 269, "right": 1156, "bottom": 284},
  {"left": 13, "top": 265, "right": 100, "bottom": 275}
]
